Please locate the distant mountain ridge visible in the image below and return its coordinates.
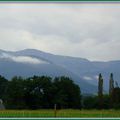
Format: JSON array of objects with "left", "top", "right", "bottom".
[{"left": 0, "top": 49, "right": 120, "bottom": 94}]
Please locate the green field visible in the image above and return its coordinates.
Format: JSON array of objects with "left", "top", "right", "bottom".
[{"left": 0, "top": 109, "right": 120, "bottom": 118}]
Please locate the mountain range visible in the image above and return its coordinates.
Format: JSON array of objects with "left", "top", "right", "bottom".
[{"left": 0, "top": 49, "right": 120, "bottom": 94}]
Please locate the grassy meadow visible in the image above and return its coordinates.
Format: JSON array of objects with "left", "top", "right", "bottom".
[{"left": 0, "top": 109, "right": 120, "bottom": 117}]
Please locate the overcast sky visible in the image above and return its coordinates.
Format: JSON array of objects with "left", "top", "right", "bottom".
[{"left": 0, "top": 3, "right": 120, "bottom": 61}]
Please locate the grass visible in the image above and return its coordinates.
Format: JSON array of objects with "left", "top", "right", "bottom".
[{"left": 0, "top": 109, "right": 120, "bottom": 118}]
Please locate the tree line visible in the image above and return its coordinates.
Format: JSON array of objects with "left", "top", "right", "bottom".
[
  {"left": 0, "top": 73, "right": 120, "bottom": 110},
  {"left": 0, "top": 75, "right": 81, "bottom": 109}
]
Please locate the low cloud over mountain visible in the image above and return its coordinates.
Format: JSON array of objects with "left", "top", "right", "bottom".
[{"left": 0, "top": 53, "right": 49, "bottom": 64}]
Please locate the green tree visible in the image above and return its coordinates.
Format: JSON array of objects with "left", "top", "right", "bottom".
[
  {"left": 0, "top": 75, "right": 8, "bottom": 99},
  {"left": 98, "top": 73, "right": 103, "bottom": 109},
  {"left": 111, "top": 87, "right": 120, "bottom": 109},
  {"left": 83, "top": 95, "right": 98, "bottom": 109},
  {"left": 3, "top": 75, "right": 81, "bottom": 109},
  {"left": 102, "top": 94, "right": 110, "bottom": 109},
  {"left": 5, "top": 76, "right": 26, "bottom": 109},
  {"left": 53, "top": 76, "right": 81, "bottom": 109},
  {"left": 109, "top": 73, "right": 114, "bottom": 95},
  {"left": 83, "top": 95, "right": 110, "bottom": 109},
  {"left": 109, "top": 73, "right": 114, "bottom": 108},
  {"left": 24, "top": 76, "right": 53, "bottom": 109}
]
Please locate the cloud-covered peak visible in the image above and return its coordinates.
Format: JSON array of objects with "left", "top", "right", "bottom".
[{"left": 0, "top": 53, "right": 48, "bottom": 64}]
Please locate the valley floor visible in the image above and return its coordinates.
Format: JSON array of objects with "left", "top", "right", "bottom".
[{"left": 0, "top": 109, "right": 120, "bottom": 117}]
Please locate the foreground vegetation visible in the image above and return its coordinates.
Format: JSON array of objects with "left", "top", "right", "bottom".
[
  {"left": 1, "top": 74, "right": 120, "bottom": 111},
  {"left": 0, "top": 75, "right": 81, "bottom": 109},
  {"left": 0, "top": 109, "right": 120, "bottom": 117}
]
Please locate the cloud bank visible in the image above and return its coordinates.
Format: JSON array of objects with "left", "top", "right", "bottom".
[{"left": 0, "top": 53, "right": 48, "bottom": 64}]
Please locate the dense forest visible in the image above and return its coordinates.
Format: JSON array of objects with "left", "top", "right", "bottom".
[
  {"left": 0, "top": 74, "right": 120, "bottom": 110},
  {"left": 0, "top": 75, "right": 81, "bottom": 109}
]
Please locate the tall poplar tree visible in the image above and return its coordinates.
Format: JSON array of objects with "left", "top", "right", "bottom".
[
  {"left": 98, "top": 73, "right": 103, "bottom": 109},
  {"left": 109, "top": 73, "right": 114, "bottom": 96},
  {"left": 109, "top": 73, "right": 114, "bottom": 108}
]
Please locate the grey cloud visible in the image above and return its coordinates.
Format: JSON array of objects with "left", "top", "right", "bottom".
[{"left": 0, "top": 3, "right": 120, "bottom": 61}]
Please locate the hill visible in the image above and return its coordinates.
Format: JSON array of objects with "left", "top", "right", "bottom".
[{"left": 0, "top": 49, "right": 119, "bottom": 93}]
